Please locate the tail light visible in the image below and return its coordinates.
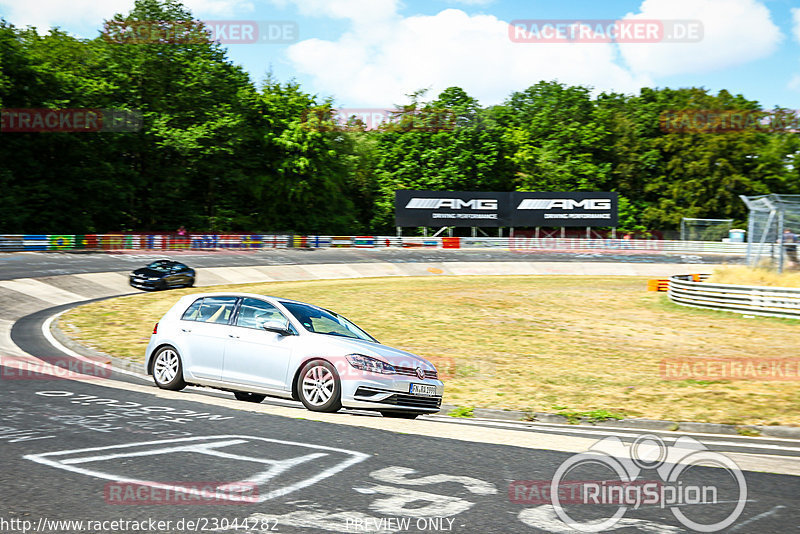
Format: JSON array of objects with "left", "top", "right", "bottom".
[{"left": 152, "top": 323, "right": 158, "bottom": 334}]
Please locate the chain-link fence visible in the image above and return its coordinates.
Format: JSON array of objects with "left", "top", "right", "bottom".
[{"left": 740, "top": 194, "right": 800, "bottom": 272}]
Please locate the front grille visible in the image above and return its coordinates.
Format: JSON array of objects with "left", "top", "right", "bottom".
[
  {"left": 354, "top": 387, "right": 441, "bottom": 410},
  {"left": 380, "top": 393, "right": 442, "bottom": 410},
  {"left": 354, "top": 387, "right": 384, "bottom": 397},
  {"left": 394, "top": 366, "right": 438, "bottom": 379}
]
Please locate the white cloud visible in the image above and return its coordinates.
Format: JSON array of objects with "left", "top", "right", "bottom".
[
  {"left": 0, "top": 0, "right": 133, "bottom": 32},
  {"left": 286, "top": 7, "right": 653, "bottom": 106},
  {"left": 618, "top": 0, "right": 782, "bottom": 77},
  {"left": 784, "top": 8, "right": 800, "bottom": 92},
  {"left": 0, "top": 0, "right": 253, "bottom": 34},
  {"left": 792, "top": 7, "right": 800, "bottom": 44},
  {"left": 282, "top": 0, "right": 783, "bottom": 107}
]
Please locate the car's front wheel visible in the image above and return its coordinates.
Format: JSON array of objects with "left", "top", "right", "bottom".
[
  {"left": 234, "top": 391, "right": 266, "bottom": 403},
  {"left": 297, "top": 360, "right": 342, "bottom": 413},
  {"left": 152, "top": 346, "right": 187, "bottom": 391}
]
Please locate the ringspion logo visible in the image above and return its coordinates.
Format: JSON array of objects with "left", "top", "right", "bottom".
[{"left": 543, "top": 434, "right": 746, "bottom": 532}]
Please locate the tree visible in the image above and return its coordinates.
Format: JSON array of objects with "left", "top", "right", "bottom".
[{"left": 369, "top": 87, "right": 515, "bottom": 231}]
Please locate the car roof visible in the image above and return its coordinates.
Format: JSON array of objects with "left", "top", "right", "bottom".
[
  {"left": 149, "top": 259, "right": 187, "bottom": 266},
  {"left": 183, "top": 292, "right": 310, "bottom": 306}
]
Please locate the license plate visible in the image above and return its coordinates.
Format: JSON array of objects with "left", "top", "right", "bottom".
[{"left": 410, "top": 383, "right": 437, "bottom": 396}]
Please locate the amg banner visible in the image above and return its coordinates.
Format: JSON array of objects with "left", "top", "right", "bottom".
[
  {"left": 394, "top": 190, "right": 513, "bottom": 227},
  {"left": 512, "top": 191, "right": 618, "bottom": 227},
  {"left": 395, "top": 191, "right": 618, "bottom": 227}
]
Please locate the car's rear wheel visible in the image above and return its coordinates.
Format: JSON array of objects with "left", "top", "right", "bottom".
[
  {"left": 297, "top": 360, "right": 342, "bottom": 413},
  {"left": 380, "top": 411, "right": 422, "bottom": 419},
  {"left": 152, "top": 346, "right": 187, "bottom": 391},
  {"left": 234, "top": 391, "right": 266, "bottom": 403}
]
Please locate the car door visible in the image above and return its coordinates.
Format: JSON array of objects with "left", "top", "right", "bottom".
[
  {"left": 179, "top": 296, "right": 239, "bottom": 380},
  {"left": 176, "top": 263, "right": 192, "bottom": 285},
  {"left": 222, "top": 297, "right": 296, "bottom": 391},
  {"left": 169, "top": 264, "right": 183, "bottom": 286},
  {"left": 166, "top": 264, "right": 183, "bottom": 286}
]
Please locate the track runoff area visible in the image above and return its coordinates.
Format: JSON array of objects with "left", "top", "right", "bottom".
[{"left": 2, "top": 243, "right": 797, "bottom": 533}]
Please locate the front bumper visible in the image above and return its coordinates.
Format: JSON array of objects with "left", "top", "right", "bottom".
[
  {"left": 129, "top": 276, "right": 160, "bottom": 290},
  {"left": 341, "top": 377, "right": 444, "bottom": 413}
]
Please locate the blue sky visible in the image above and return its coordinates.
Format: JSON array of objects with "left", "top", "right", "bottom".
[{"left": 2, "top": 0, "right": 799, "bottom": 109}]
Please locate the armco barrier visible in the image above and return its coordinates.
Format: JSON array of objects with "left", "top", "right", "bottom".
[
  {"left": 0, "top": 235, "right": 23, "bottom": 251},
  {"left": 0, "top": 234, "right": 768, "bottom": 255},
  {"left": 668, "top": 274, "right": 800, "bottom": 319},
  {"left": 507, "top": 237, "right": 767, "bottom": 254}
]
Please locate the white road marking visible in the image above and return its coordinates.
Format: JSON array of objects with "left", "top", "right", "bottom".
[
  {"left": 59, "top": 439, "right": 250, "bottom": 464},
  {"left": 370, "top": 466, "right": 497, "bottom": 495},
  {"left": 354, "top": 484, "right": 473, "bottom": 517},
  {"left": 424, "top": 415, "right": 800, "bottom": 451},
  {"left": 727, "top": 505, "right": 786, "bottom": 532},
  {"left": 24, "top": 435, "right": 369, "bottom": 503},
  {"left": 42, "top": 312, "right": 147, "bottom": 381}
]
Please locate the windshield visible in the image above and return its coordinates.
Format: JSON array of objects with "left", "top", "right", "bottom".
[
  {"left": 279, "top": 301, "right": 377, "bottom": 342},
  {"left": 146, "top": 261, "right": 172, "bottom": 272}
]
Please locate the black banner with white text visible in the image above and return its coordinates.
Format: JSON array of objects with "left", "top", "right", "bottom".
[{"left": 395, "top": 191, "right": 618, "bottom": 227}]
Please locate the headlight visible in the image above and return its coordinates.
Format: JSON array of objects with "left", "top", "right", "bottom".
[{"left": 346, "top": 354, "right": 396, "bottom": 375}]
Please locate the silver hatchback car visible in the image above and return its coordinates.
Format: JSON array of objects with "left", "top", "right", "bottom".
[{"left": 145, "top": 293, "right": 444, "bottom": 418}]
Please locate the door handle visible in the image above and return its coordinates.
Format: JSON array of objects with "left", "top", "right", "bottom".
[
  {"left": 181, "top": 328, "right": 191, "bottom": 333},
  {"left": 228, "top": 333, "right": 239, "bottom": 338}
]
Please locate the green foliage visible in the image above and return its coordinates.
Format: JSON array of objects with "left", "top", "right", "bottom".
[
  {"left": 1, "top": 3, "right": 798, "bottom": 234},
  {"left": 448, "top": 406, "right": 475, "bottom": 418},
  {"left": 553, "top": 406, "right": 625, "bottom": 424}
]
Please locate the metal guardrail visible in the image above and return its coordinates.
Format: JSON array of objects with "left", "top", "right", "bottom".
[
  {"left": 668, "top": 274, "right": 800, "bottom": 319},
  {"left": 506, "top": 237, "right": 758, "bottom": 255},
  {"left": 0, "top": 234, "right": 766, "bottom": 254}
]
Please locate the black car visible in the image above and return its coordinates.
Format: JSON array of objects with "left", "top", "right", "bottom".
[{"left": 129, "top": 260, "right": 195, "bottom": 290}]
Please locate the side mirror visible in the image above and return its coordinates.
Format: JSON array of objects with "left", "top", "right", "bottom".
[{"left": 261, "top": 320, "right": 294, "bottom": 336}]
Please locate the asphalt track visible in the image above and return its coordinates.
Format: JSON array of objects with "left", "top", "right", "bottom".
[
  {"left": 2, "top": 249, "right": 798, "bottom": 534},
  {"left": 0, "top": 247, "right": 743, "bottom": 280},
  {"left": 2, "top": 351, "right": 798, "bottom": 533}
]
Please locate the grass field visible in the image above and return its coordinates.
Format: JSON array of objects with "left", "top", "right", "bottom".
[
  {"left": 59, "top": 275, "right": 800, "bottom": 426},
  {"left": 706, "top": 265, "right": 800, "bottom": 288}
]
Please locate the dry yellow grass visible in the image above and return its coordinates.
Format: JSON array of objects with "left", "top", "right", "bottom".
[
  {"left": 60, "top": 276, "right": 800, "bottom": 426},
  {"left": 707, "top": 265, "right": 800, "bottom": 288}
]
